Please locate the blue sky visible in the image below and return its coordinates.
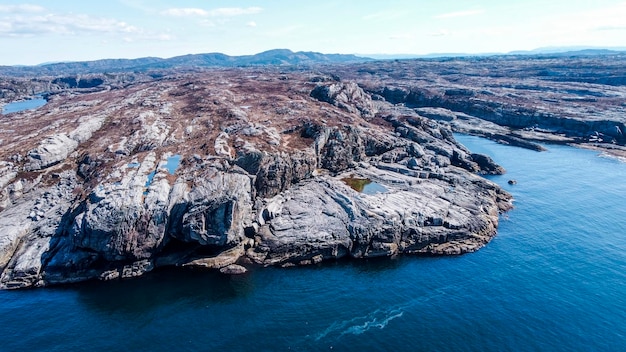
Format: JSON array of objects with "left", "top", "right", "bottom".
[{"left": 0, "top": 0, "right": 625, "bottom": 65}]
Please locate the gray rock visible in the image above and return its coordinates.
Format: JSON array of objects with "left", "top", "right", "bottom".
[
  {"left": 219, "top": 264, "right": 247, "bottom": 275},
  {"left": 250, "top": 165, "right": 510, "bottom": 266},
  {"left": 311, "top": 82, "right": 377, "bottom": 117},
  {"left": 25, "top": 134, "right": 78, "bottom": 171}
]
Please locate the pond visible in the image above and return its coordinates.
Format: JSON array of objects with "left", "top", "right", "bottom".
[
  {"left": 2, "top": 96, "right": 47, "bottom": 115},
  {"left": 341, "top": 177, "right": 389, "bottom": 194}
]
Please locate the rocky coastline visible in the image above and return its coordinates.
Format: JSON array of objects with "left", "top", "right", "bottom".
[
  {"left": 0, "top": 68, "right": 513, "bottom": 289},
  {"left": 3, "top": 53, "right": 624, "bottom": 289}
]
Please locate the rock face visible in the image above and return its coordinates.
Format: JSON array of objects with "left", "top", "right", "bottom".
[
  {"left": 310, "top": 82, "right": 377, "bottom": 117},
  {"left": 0, "top": 68, "right": 512, "bottom": 289},
  {"left": 251, "top": 166, "right": 509, "bottom": 266}
]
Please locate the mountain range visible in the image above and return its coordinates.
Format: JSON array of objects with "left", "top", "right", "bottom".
[
  {"left": 365, "top": 47, "right": 626, "bottom": 60},
  {"left": 2, "top": 47, "right": 626, "bottom": 77},
  {"left": 0, "top": 49, "right": 371, "bottom": 77}
]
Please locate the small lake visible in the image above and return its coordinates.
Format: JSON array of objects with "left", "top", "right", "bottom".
[
  {"left": 165, "top": 154, "right": 181, "bottom": 174},
  {"left": 2, "top": 97, "right": 47, "bottom": 115}
]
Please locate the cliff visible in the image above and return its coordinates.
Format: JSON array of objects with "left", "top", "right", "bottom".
[{"left": 0, "top": 68, "right": 511, "bottom": 289}]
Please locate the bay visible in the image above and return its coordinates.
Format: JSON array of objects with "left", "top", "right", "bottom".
[{"left": 1, "top": 135, "right": 625, "bottom": 351}]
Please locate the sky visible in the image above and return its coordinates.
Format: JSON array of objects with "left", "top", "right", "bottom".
[{"left": 0, "top": 0, "right": 625, "bottom": 65}]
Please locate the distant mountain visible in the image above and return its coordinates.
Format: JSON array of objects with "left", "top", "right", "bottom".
[
  {"left": 364, "top": 53, "right": 501, "bottom": 60},
  {"left": 0, "top": 49, "right": 372, "bottom": 77},
  {"left": 507, "top": 46, "right": 626, "bottom": 56},
  {"left": 365, "top": 47, "right": 626, "bottom": 61}
]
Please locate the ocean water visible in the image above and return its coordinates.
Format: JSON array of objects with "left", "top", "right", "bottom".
[{"left": 1, "top": 135, "right": 625, "bottom": 351}]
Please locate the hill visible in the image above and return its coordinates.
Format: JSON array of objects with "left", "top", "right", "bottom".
[{"left": 0, "top": 49, "right": 371, "bottom": 77}]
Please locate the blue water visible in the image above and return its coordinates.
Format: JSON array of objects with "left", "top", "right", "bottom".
[
  {"left": 144, "top": 171, "right": 156, "bottom": 195},
  {"left": 362, "top": 181, "right": 388, "bottom": 195},
  {"left": 2, "top": 97, "right": 47, "bottom": 115},
  {"left": 1, "top": 136, "right": 626, "bottom": 351},
  {"left": 165, "top": 154, "right": 181, "bottom": 174}
]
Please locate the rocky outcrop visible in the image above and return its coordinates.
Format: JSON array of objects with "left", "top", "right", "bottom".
[
  {"left": 310, "top": 82, "right": 377, "bottom": 117},
  {"left": 250, "top": 165, "right": 510, "bottom": 266},
  {"left": 25, "top": 134, "right": 78, "bottom": 171},
  {"left": 0, "top": 68, "right": 512, "bottom": 289},
  {"left": 337, "top": 56, "right": 626, "bottom": 157}
]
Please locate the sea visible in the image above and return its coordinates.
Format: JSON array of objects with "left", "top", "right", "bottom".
[{"left": 0, "top": 135, "right": 625, "bottom": 351}]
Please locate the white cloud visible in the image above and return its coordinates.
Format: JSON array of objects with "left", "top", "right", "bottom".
[
  {"left": 0, "top": 6, "right": 171, "bottom": 41},
  {"left": 247, "top": 21, "right": 257, "bottom": 27},
  {"left": 0, "top": 4, "right": 44, "bottom": 13},
  {"left": 434, "top": 9, "right": 484, "bottom": 19},
  {"left": 430, "top": 29, "right": 451, "bottom": 37},
  {"left": 0, "top": 13, "right": 141, "bottom": 37},
  {"left": 208, "top": 7, "right": 262, "bottom": 17},
  {"left": 161, "top": 8, "right": 209, "bottom": 17},
  {"left": 161, "top": 7, "right": 262, "bottom": 17}
]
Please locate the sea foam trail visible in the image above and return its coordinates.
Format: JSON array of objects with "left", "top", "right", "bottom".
[
  {"left": 314, "top": 307, "right": 404, "bottom": 341},
  {"left": 313, "top": 283, "right": 460, "bottom": 342},
  {"left": 339, "top": 309, "right": 404, "bottom": 336}
]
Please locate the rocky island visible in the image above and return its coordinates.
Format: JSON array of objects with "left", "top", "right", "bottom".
[{"left": 1, "top": 50, "right": 623, "bottom": 289}]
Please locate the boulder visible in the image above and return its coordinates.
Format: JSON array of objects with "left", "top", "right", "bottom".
[{"left": 25, "top": 134, "right": 78, "bottom": 171}]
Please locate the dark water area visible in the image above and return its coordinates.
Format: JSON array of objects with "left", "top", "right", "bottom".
[
  {"left": 1, "top": 135, "right": 626, "bottom": 351},
  {"left": 1, "top": 97, "right": 47, "bottom": 115}
]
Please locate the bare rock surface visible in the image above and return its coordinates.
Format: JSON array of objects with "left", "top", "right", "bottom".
[
  {"left": 0, "top": 67, "right": 512, "bottom": 289},
  {"left": 335, "top": 55, "right": 626, "bottom": 157}
]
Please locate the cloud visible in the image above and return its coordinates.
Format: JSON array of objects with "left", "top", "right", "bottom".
[
  {"left": 0, "top": 5, "right": 171, "bottom": 41},
  {"left": 434, "top": 9, "right": 484, "bottom": 19},
  {"left": 161, "top": 7, "right": 262, "bottom": 17},
  {"left": 161, "top": 8, "right": 209, "bottom": 17},
  {"left": 430, "top": 29, "right": 451, "bottom": 37},
  {"left": 246, "top": 21, "right": 257, "bottom": 27},
  {"left": 0, "top": 4, "right": 44, "bottom": 13},
  {"left": 0, "top": 13, "right": 141, "bottom": 37},
  {"left": 209, "top": 7, "right": 262, "bottom": 17},
  {"left": 594, "top": 25, "right": 626, "bottom": 31}
]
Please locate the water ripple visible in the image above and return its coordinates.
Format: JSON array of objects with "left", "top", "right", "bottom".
[{"left": 314, "top": 284, "right": 456, "bottom": 342}]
